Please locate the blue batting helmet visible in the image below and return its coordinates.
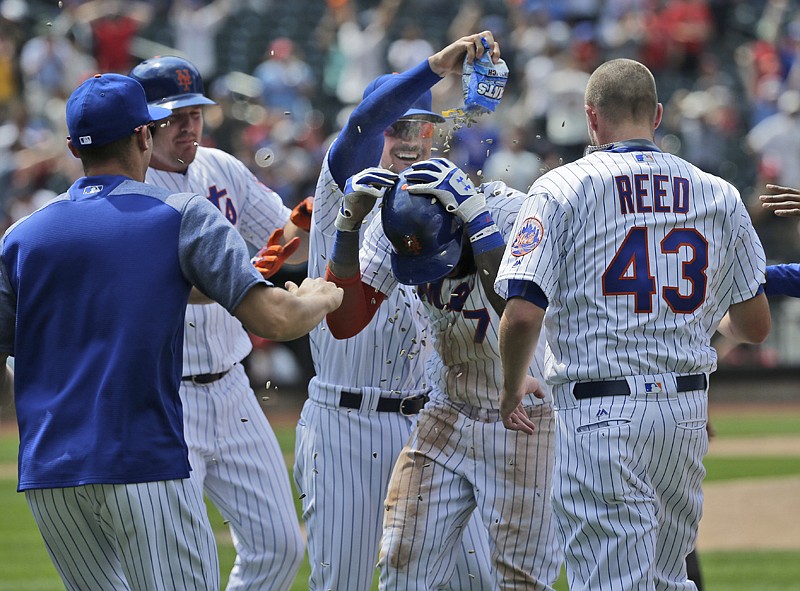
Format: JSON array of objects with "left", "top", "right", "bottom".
[
  {"left": 382, "top": 170, "right": 464, "bottom": 285},
  {"left": 129, "top": 56, "right": 217, "bottom": 110}
]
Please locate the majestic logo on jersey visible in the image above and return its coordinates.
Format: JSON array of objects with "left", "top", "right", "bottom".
[
  {"left": 511, "top": 217, "right": 544, "bottom": 257},
  {"left": 175, "top": 68, "right": 193, "bottom": 92},
  {"left": 596, "top": 408, "right": 609, "bottom": 418},
  {"left": 83, "top": 185, "right": 103, "bottom": 194}
]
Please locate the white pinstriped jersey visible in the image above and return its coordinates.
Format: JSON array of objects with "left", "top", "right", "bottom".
[
  {"left": 362, "top": 181, "right": 550, "bottom": 410},
  {"left": 495, "top": 147, "right": 766, "bottom": 384},
  {"left": 146, "top": 146, "right": 290, "bottom": 375},
  {"left": 308, "top": 154, "right": 427, "bottom": 391}
]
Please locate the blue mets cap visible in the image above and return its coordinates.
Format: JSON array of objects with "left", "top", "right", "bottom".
[
  {"left": 363, "top": 74, "right": 446, "bottom": 123},
  {"left": 66, "top": 73, "right": 172, "bottom": 150},
  {"left": 382, "top": 169, "right": 464, "bottom": 285}
]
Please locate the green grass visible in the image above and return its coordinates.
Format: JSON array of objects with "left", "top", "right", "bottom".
[
  {"left": 703, "top": 456, "right": 800, "bottom": 482},
  {"left": 1, "top": 405, "right": 799, "bottom": 590},
  {"left": 700, "top": 550, "right": 800, "bottom": 591},
  {"left": 709, "top": 411, "right": 800, "bottom": 438}
]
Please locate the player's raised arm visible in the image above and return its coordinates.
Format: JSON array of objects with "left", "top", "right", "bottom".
[
  {"left": 328, "top": 31, "right": 501, "bottom": 189},
  {"left": 404, "top": 158, "right": 508, "bottom": 316},
  {"left": 324, "top": 168, "right": 398, "bottom": 338},
  {"left": 427, "top": 30, "right": 500, "bottom": 76}
]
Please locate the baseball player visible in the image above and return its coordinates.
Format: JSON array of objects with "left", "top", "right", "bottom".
[
  {"left": 495, "top": 58, "right": 771, "bottom": 590},
  {"left": 130, "top": 56, "right": 309, "bottom": 591},
  {"left": 324, "top": 158, "right": 562, "bottom": 590},
  {"left": 296, "top": 32, "right": 501, "bottom": 590},
  {"left": 0, "top": 74, "right": 341, "bottom": 591}
]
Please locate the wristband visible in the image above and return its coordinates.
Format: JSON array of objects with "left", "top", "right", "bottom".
[
  {"left": 465, "top": 211, "right": 493, "bottom": 235},
  {"left": 329, "top": 229, "right": 360, "bottom": 269},
  {"left": 464, "top": 211, "right": 502, "bottom": 254},
  {"left": 469, "top": 223, "right": 500, "bottom": 243},
  {"left": 466, "top": 215, "right": 504, "bottom": 255}
]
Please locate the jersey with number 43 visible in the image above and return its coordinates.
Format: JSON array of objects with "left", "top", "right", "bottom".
[
  {"left": 495, "top": 147, "right": 766, "bottom": 384},
  {"left": 362, "top": 182, "right": 549, "bottom": 410}
]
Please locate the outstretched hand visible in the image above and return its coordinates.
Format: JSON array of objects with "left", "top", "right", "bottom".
[
  {"left": 405, "top": 158, "right": 486, "bottom": 223},
  {"left": 251, "top": 228, "right": 301, "bottom": 279},
  {"left": 284, "top": 276, "right": 343, "bottom": 312},
  {"left": 428, "top": 30, "right": 500, "bottom": 77},
  {"left": 760, "top": 184, "right": 800, "bottom": 217}
]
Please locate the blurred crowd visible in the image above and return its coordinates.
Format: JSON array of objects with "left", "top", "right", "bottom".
[{"left": 0, "top": 0, "right": 799, "bottom": 372}]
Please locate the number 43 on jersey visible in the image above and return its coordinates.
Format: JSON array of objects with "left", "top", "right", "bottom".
[{"left": 602, "top": 226, "right": 708, "bottom": 314}]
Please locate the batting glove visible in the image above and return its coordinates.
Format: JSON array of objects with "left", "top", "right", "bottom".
[
  {"left": 335, "top": 167, "right": 399, "bottom": 232},
  {"left": 404, "top": 158, "right": 486, "bottom": 223},
  {"left": 290, "top": 196, "right": 313, "bottom": 232},
  {"left": 251, "top": 228, "right": 301, "bottom": 279}
]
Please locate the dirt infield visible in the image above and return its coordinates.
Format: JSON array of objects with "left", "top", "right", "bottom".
[
  {"left": 698, "top": 475, "right": 800, "bottom": 550},
  {"left": 698, "top": 433, "right": 800, "bottom": 551}
]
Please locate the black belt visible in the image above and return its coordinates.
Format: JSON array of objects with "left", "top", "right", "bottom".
[
  {"left": 339, "top": 391, "right": 429, "bottom": 415},
  {"left": 182, "top": 370, "right": 230, "bottom": 385},
  {"left": 572, "top": 374, "right": 706, "bottom": 399}
]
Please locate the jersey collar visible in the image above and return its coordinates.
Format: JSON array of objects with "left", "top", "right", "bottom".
[
  {"left": 69, "top": 175, "right": 128, "bottom": 200},
  {"left": 584, "top": 139, "right": 661, "bottom": 156}
]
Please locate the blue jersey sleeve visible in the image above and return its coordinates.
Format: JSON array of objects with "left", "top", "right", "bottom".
[
  {"left": 507, "top": 279, "right": 549, "bottom": 309},
  {"left": 764, "top": 263, "right": 800, "bottom": 297},
  {"left": 327, "top": 59, "right": 442, "bottom": 189},
  {"left": 176, "top": 194, "right": 270, "bottom": 312}
]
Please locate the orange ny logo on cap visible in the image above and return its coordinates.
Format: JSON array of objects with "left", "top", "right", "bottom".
[{"left": 176, "top": 68, "right": 192, "bottom": 92}]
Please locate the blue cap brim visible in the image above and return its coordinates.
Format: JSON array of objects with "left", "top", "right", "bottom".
[
  {"left": 148, "top": 104, "right": 173, "bottom": 121},
  {"left": 150, "top": 94, "right": 217, "bottom": 111},
  {"left": 390, "top": 235, "right": 462, "bottom": 285}
]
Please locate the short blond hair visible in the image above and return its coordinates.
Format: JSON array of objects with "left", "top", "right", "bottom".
[{"left": 584, "top": 59, "right": 658, "bottom": 125}]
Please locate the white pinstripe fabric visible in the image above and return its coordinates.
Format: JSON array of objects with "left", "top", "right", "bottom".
[
  {"left": 181, "top": 365, "right": 303, "bottom": 590},
  {"left": 296, "top": 156, "right": 492, "bottom": 590},
  {"left": 495, "top": 148, "right": 766, "bottom": 590},
  {"left": 358, "top": 185, "right": 560, "bottom": 589},
  {"left": 378, "top": 401, "right": 561, "bottom": 591},
  {"left": 146, "top": 146, "right": 290, "bottom": 377},
  {"left": 146, "top": 147, "right": 301, "bottom": 590},
  {"left": 551, "top": 386, "right": 708, "bottom": 591},
  {"left": 495, "top": 150, "right": 766, "bottom": 384},
  {"left": 25, "top": 478, "right": 218, "bottom": 590}
]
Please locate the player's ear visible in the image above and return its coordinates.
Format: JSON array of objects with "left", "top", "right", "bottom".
[
  {"left": 134, "top": 124, "right": 151, "bottom": 152},
  {"left": 654, "top": 103, "right": 664, "bottom": 130},
  {"left": 66, "top": 138, "right": 81, "bottom": 159},
  {"left": 585, "top": 105, "right": 599, "bottom": 132}
]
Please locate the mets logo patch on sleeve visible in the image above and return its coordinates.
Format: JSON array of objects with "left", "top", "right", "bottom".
[{"left": 511, "top": 217, "right": 544, "bottom": 257}]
